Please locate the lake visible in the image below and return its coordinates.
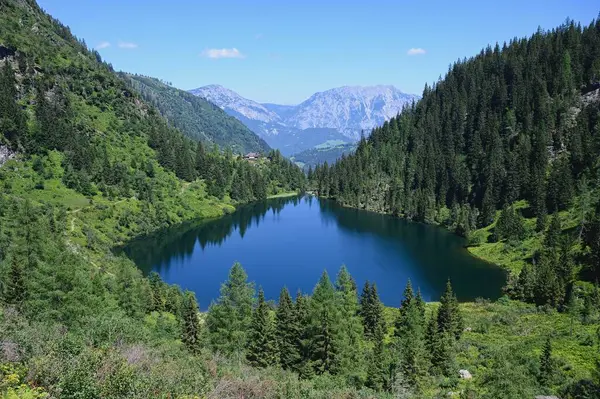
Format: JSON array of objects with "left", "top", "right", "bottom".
[{"left": 123, "top": 196, "right": 506, "bottom": 310}]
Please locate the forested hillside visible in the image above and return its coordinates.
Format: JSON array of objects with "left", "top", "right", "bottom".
[
  {"left": 1, "top": 0, "right": 599, "bottom": 397},
  {"left": 310, "top": 19, "right": 600, "bottom": 283},
  {"left": 121, "top": 74, "right": 271, "bottom": 154}
]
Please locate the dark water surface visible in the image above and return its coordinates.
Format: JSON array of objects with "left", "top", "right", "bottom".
[{"left": 123, "top": 196, "right": 505, "bottom": 310}]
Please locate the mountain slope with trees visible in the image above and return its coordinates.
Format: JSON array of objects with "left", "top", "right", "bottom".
[
  {"left": 0, "top": 1, "right": 599, "bottom": 398},
  {"left": 121, "top": 74, "right": 271, "bottom": 154},
  {"left": 310, "top": 18, "right": 600, "bottom": 291}
]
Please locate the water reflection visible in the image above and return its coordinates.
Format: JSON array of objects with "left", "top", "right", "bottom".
[{"left": 122, "top": 195, "right": 506, "bottom": 308}]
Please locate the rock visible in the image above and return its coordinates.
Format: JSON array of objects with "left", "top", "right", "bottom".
[
  {"left": 459, "top": 369, "right": 472, "bottom": 379},
  {"left": 464, "top": 327, "right": 472, "bottom": 332},
  {"left": 0, "top": 145, "right": 15, "bottom": 167},
  {"left": 0, "top": 45, "right": 16, "bottom": 60},
  {"left": 534, "top": 396, "right": 560, "bottom": 399}
]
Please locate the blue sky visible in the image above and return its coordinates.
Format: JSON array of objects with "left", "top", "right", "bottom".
[{"left": 38, "top": 1, "right": 598, "bottom": 104}]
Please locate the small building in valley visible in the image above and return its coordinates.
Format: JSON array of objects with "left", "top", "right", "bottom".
[{"left": 243, "top": 152, "right": 260, "bottom": 160}]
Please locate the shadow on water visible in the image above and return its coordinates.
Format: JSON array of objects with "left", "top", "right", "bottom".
[
  {"left": 121, "top": 195, "right": 506, "bottom": 308},
  {"left": 121, "top": 196, "right": 302, "bottom": 274}
]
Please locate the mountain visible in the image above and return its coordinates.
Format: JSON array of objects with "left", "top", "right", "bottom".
[
  {"left": 189, "top": 84, "right": 419, "bottom": 155},
  {"left": 291, "top": 141, "right": 356, "bottom": 171},
  {"left": 121, "top": 75, "right": 271, "bottom": 154},
  {"left": 286, "top": 85, "right": 419, "bottom": 140}
]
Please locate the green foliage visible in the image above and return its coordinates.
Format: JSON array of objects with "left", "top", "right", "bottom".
[
  {"left": 122, "top": 74, "right": 271, "bottom": 154},
  {"left": 437, "top": 280, "right": 464, "bottom": 340},
  {"left": 182, "top": 290, "right": 201, "bottom": 353},
  {"left": 206, "top": 262, "right": 255, "bottom": 355},
  {"left": 275, "top": 287, "right": 301, "bottom": 370},
  {"left": 246, "top": 288, "right": 278, "bottom": 367},
  {"left": 494, "top": 205, "right": 526, "bottom": 242}
]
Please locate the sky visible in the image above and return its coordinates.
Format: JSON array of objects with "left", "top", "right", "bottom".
[{"left": 38, "top": 1, "right": 598, "bottom": 105}]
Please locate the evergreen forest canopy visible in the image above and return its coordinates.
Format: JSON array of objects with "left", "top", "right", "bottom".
[
  {"left": 0, "top": 0, "right": 599, "bottom": 397},
  {"left": 309, "top": 17, "right": 600, "bottom": 298},
  {"left": 121, "top": 73, "right": 272, "bottom": 155}
]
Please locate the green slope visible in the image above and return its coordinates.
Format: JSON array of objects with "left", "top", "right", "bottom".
[{"left": 121, "top": 73, "right": 271, "bottom": 154}]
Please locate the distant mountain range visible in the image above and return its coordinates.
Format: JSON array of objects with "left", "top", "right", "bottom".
[
  {"left": 189, "top": 85, "right": 419, "bottom": 156},
  {"left": 122, "top": 75, "right": 270, "bottom": 154}
]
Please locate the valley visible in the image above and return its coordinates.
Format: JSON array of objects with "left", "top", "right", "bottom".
[{"left": 0, "top": 0, "right": 599, "bottom": 398}]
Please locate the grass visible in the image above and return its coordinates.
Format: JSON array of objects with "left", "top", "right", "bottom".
[
  {"left": 267, "top": 191, "right": 299, "bottom": 199},
  {"left": 382, "top": 299, "right": 598, "bottom": 388},
  {"left": 465, "top": 200, "right": 581, "bottom": 275}
]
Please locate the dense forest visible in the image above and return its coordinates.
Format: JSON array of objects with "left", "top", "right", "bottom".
[
  {"left": 121, "top": 73, "right": 272, "bottom": 155},
  {"left": 309, "top": 18, "right": 600, "bottom": 302},
  {"left": 1, "top": 0, "right": 600, "bottom": 397}
]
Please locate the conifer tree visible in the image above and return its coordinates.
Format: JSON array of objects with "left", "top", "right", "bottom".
[
  {"left": 275, "top": 287, "right": 300, "bottom": 370},
  {"left": 366, "top": 318, "right": 387, "bottom": 391},
  {"left": 437, "top": 280, "right": 464, "bottom": 340},
  {"left": 246, "top": 288, "right": 277, "bottom": 367},
  {"left": 308, "top": 270, "right": 339, "bottom": 375},
  {"left": 181, "top": 290, "right": 201, "bottom": 353},
  {"left": 538, "top": 337, "right": 554, "bottom": 388},
  {"left": 148, "top": 272, "right": 167, "bottom": 312},
  {"left": 395, "top": 279, "right": 414, "bottom": 336},
  {"left": 5, "top": 257, "right": 26, "bottom": 305},
  {"left": 295, "top": 290, "right": 314, "bottom": 378},
  {"left": 206, "top": 262, "right": 255, "bottom": 355},
  {"left": 359, "top": 280, "right": 373, "bottom": 337},
  {"left": 333, "top": 266, "right": 365, "bottom": 378}
]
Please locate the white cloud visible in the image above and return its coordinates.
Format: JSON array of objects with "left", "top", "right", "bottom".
[
  {"left": 407, "top": 47, "right": 426, "bottom": 56},
  {"left": 95, "top": 41, "right": 111, "bottom": 50},
  {"left": 118, "top": 41, "right": 138, "bottom": 49},
  {"left": 201, "top": 48, "right": 245, "bottom": 59}
]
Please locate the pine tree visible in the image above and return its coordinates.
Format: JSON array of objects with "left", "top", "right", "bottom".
[
  {"left": 395, "top": 279, "right": 415, "bottom": 336},
  {"left": 544, "top": 213, "right": 562, "bottom": 249},
  {"left": 295, "top": 290, "right": 314, "bottom": 378},
  {"left": 437, "top": 280, "right": 464, "bottom": 340},
  {"left": 366, "top": 318, "right": 387, "bottom": 391},
  {"left": 246, "top": 288, "right": 277, "bottom": 367},
  {"left": 308, "top": 270, "right": 339, "bottom": 375},
  {"left": 539, "top": 337, "right": 554, "bottom": 388},
  {"left": 206, "top": 262, "right": 255, "bottom": 355},
  {"left": 275, "top": 287, "right": 300, "bottom": 370},
  {"left": 4, "top": 258, "right": 26, "bottom": 305},
  {"left": 359, "top": 280, "right": 374, "bottom": 337},
  {"left": 333, "top": 266, "right": 365, "bottom": 378},
  {"left": 181, "top": 290, "right": 201, "bottom": 353},
  {"left": 148, "top": 272, "right": 167, "bottom": 311}
]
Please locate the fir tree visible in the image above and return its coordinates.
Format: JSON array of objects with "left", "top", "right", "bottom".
[
  {"left": 538, "top": 337, "right": 554, "bottom": 388},
  {"left": 308, "top": 270, "right": 339, "bottom": 375},
  {"left": 5, "top": 257, "right": 26, "bottom": 305},
  {"left": 206, "top": 262, "right": 255, "bottom": 355},
  {"left": 333, "top": 266, "right": 365, "bottom": 378},
  {"left": 181, "top": 290, "right": 200, "bottom": 353},
  {"left": 246, "top": 288, "right": 277, "bottom": 367},
  {"left": 437, "top": 280, "right": 464, "bottom": 340},
  {"left": 275, "top": 287, "right": 300, "bottom": 370}
]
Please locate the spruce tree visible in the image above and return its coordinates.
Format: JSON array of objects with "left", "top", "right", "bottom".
[
  {"left": 308, "top": 270, "right": 339, "bottom": 375},
  {"left": 359, "top": 280, "right": 373, "bottom": 337},
  {"left": 366, "top": 318, "right": 387, "bottom": 391},
  {"left": 206, "top": 262, "right": 255, "bottom": 355},
  {"left": 333, "top": 266, "right": 365, "bottom": 378},
  {"left": 538, "top": 337, "right": 554, "bottom": 388},
  {"left": 5, "top": 257, "right": 26, "bottom": 305},
  {"left": 395, "top": 279, "right": 415, "bottom": 336},
  {"left": 275, "top": 287, "right": 300, "bottom": 370},
  {"left": 181, "top": 290, "right": 201, "bottom": 353},
  {"left": 437, "top": 280, "right": 464, "bottom": 340},
  {"left": 246, "top": 288, "right": 277, "bottom": 367},
  {"left": 295, "top": 290, "right": 314, "bottom": 378}
]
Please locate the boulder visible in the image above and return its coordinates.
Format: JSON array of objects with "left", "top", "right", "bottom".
[{"left": 458, "top": 369, "right": 472, "bottom": 379}]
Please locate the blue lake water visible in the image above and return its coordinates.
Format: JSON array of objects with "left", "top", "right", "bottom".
[{"left": 123, "top": 196, "right": 506, "bottom": 310}]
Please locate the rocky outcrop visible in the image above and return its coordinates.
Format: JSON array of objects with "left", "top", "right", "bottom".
[{"left": 0, "top": 146, "right": 15, "bottom": 167}]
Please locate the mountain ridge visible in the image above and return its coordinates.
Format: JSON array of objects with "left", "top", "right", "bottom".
[{"left": 189, "top": 84, "right": 419, "bottom": 154}]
